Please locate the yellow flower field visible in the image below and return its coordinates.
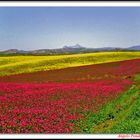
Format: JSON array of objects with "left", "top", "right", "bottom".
[{"left": 0, "top": 51, "right": 140, "bottom": 76}]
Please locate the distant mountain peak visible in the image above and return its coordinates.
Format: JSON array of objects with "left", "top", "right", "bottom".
[
  {"left": 63, "top": 44, "right": 85, "bottom": 49},
  {"left": 127, "top": 45, "right": 140, "bottom": 50}
]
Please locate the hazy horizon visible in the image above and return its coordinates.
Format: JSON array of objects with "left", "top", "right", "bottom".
[
  {"left": 0, "top": 43, "right": 139, "bottom": 51},
  {"left": 1, "top": 7, "right": 140, "bottom": 51}
]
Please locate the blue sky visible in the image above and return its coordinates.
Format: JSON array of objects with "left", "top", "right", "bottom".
[{"left": 0, "top": 7, "right": 140, "bottom": 50}]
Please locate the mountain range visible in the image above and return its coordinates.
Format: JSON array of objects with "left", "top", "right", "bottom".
[{"left": 1, "top": 44, "right": 140, "bottom": 55}]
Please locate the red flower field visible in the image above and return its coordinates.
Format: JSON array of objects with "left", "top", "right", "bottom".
[{"left": 0, "top": 58, "right": 140, "bottom": 133}]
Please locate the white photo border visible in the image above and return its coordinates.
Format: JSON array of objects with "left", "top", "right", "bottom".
[{"left": 0, "top": 1, "right": 140, "bottom": 139}]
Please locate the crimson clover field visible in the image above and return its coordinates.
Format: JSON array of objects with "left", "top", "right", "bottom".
[{"left": 1, "top": 52, "right": 140, "bottom": 133}]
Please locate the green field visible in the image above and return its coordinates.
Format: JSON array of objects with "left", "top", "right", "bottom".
[{"left": 1, "top": 51, "right": 140, "bottom": 76}]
